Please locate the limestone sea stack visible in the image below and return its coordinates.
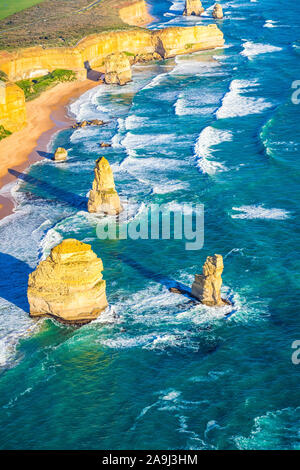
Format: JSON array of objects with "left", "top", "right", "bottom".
[
  {"left": 212, "top": 3, "right": 223, "bottom": 19},
  {"left": 28, "top": 239, "right": 108, "bottom": 324},
  {"left": 183, "top": 0, "right": 204, "bottom": 16},
  {"left": 191, "top": 254, "right": 226, "bottom": 306},
  {"left": 53, "top": 147, "right": 68, "bottom": 162},
  {"left": 104, "top": 53, "right": 132, "bottom": 86},
  {"left": 88, "top": 157, "right": 123, "bottom": 215}
]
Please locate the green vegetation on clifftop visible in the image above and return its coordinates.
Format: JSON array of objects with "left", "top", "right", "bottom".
[
  {"left": 0, "top": 0, "right": 139, "bottom": 50},
  {"left": 16, "top": 69, "right": 76, "bottom": 101},
  {"left": 0, "top": 0, "right": 44, "bottom": 20},
  {"left": 0, "top": 125, "right": 12, "bottom": 141}
]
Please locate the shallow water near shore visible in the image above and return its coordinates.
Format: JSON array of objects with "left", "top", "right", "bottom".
[{"left": 0, "top": 0, "right": 300, "bottom": 449}]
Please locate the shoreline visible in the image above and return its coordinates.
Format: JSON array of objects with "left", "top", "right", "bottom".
[{"left": 0, "top": 79, "right": 101, "bottom": 220}]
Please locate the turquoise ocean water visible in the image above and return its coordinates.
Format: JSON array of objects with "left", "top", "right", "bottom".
[{"left": 0, "top": 0, "right": 299, "bottom": 449}]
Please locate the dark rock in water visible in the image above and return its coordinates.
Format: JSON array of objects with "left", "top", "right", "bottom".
[
  {"left": 100, "top": 142, "right": 112, "bottom": 148},
  {"left": 169, "top": 287, "right": 183, "bottom": 294},
  {"left": 72, "top": 119, "right": 106, "bottom": 129}
]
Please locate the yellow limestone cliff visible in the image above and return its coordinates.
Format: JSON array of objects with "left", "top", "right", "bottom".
[
  {"left": 0, "top": 24, "right": 224, "bottom": 136},
  {"left": 105, "top": 53, "right": 132, "bottom": 86},
  {"left": 0, "top": 81, "right": 26, "bottom": 132},
  {"left": 153, "top": 25, "right": 222, "bottom": 58},
  {"left": 119, "top": 0, "right": 154, "bottom": 26},
  {"left": 183, "top": 0, "right": 204, "bottom": 16},
  {"left": 212, "top": 3, "right": 224, "bottom": 19},
  {"left": 28, "top": 239, "right": 108, "bottom": 324},
  {"left": 0, "top": 25, "right": 224, "bottom": 82},
  {"left": 88, "top": 157, "right": 123, "bottom": 215},
  {"left": 191, "top": 254, "right": 226, "bottom": 306}
]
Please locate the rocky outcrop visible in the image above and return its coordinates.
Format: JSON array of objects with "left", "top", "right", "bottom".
[
  {"left": 212, "top": 3, "right": 223, "bottom": 19},
  {"left": 72, "top": 119, "right": 105, "bottom": 129},
  {"left": 104, "top": 53, "right": 132, "bottom": 86},
  {"left": 191, "top": 254, "right": 225, "bottom": 306},
  {"left": 119, "top": 0, "right": 154, "bottom": 26},
  {"left": 88, "top": 157, "right": 123, "bottom": 215},
  {"left": 53, "top": 147, "right": 67, "bottom": 162},
  {"left": 183, "top": 0, "right": 204, "bottom": 16},
  {"left": 0, "top": 81, "right": 26, "bottom": 132},
  {"left": 100, "top": 142, "right": 111, "bottom": 148},
  {"left": 28, "top": 239, "right": 108, "bottom": 324},
  {"left": 134, "top": 52, "right": 162, "bottom": 63}
]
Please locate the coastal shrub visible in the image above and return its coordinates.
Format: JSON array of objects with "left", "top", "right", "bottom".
[
  {"left": 16, "top": 69, "right": 77, "bottom": 101},
  {"left": 0, "top": 71, "right": 8, "bottom": 82},
  {"left": 0, "top": 125, "right": 12, "bottom": 141}
]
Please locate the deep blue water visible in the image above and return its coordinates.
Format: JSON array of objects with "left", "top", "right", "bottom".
[{"left": 0, "top": 0, "right": 299, "bottom": 449}]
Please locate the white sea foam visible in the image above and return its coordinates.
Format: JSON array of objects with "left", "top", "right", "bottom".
[
  {"left": 152, "top": 181, "right": 188, "bottom": 194},
  {"left": 171, "top": 55, "right": 222, "bottom": 77},
  {"left": 231, "top": 205, "right": 290, "bottom": 220},
  {"left": 40, "top": 228, "right": 63, "bottom": 259},
  {"left": 216, "top": 79, "right": 272, "bottom": 119},
  {"left": 241, "top": 41, "right": 282, "bottom": 59},
  {"left": 193, "top": 126, "right": 232, "bottom": 175},
  {"left": 263, "top": 20, "right": 278, "bottom": 28},
  {"left": 125, "top": 114, "right": 149, "bottom": 131},
  {"left": 234, "top": 407, "right": 300, "bottom": 450},
  {"left": 174, "top": 89, "right": 221, "bottom": 116},
  {"left": 143, "top": 73, "right": 169, "bottom": 89},
  {"left": 169, "top": 0, "right": 185, "bottom": 12},
  {"left": 162, "top": 390, "right": 181, "bottom": 401},
  {"left": 121, "top": 131, "right": 177, "bottom": 151}
]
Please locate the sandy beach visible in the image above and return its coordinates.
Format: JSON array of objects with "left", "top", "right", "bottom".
[{"left": 0, "top": 79, "right": 101, "bottom": 220}]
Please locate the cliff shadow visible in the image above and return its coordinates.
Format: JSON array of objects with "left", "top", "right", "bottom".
[
  {"left": 84, "top": 60, "right": 103, "bottom": 82},
  {"left": 8, "top": 169, "right": 88, "bottom": 211},
  {"left": 36, "top": 150, "right": 53, "bottom": 160},
  {"left": 116, "top": 252, "right": 193, "bottom": 300},
  {"left": 0, "top": 252, "right": 31, "bottom": 312}
]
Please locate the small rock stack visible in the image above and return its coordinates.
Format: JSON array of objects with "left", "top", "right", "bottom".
[
  {"left": 104, "top": 52, "right": 132, "bottom": 86},
  {"left": 88, "top": 157, "right": 123, "bottom": 215},
  {"left": 212, "top": 3, "right": 223, "bottom": 19},
  {"left": 183, "top": 0, "right": 204, "bottom": 16},
  {"left": 191, "top": 254, "right": 226, "bottom": 306},
  {"left": 53, "top": 147, "right": 68, "bottom": 162}
]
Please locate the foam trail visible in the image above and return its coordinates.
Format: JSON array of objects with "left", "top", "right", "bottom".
[
  {"left": 231, "top": 205, "right": 290, "bottom": 220},
  {"left": 241, "top": 41, "right": 282, "bottom": 59},
  {"left": 193, "top": 126, "right": 232, "bottom": 175},
  {"left": 217, "top": 80, "right": 272, "bottom": 119}
]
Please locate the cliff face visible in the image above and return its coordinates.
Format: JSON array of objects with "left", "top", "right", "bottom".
[
  {"left": 28, "top": 239, "right": 108, "bottom": 324},
  {"left": 88, "top": 157, "right": 123, "bottom": 215},
  {"left": 0, "top": 81, "right": 26, "bottom": 132},
  {"left": 183, "top": 0, "right": 204, "bottom": 16},
  {"left": 0, "top": 25, "right": 224, "bottom": 82},
  {"left": 0, "top": 47, "right": 83, "bottom": 82},
  {"left": 104, "top": 53, "right": 132, "bottom": 85},
  {"left": 154, "top": 25, "right": 224, "bottom": 58},
  {"left": 0, "top": 24, "right": 224, "bottom": 136},
  {"left": 119, "top": 0, "right": 154, "bottom": 26}
]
